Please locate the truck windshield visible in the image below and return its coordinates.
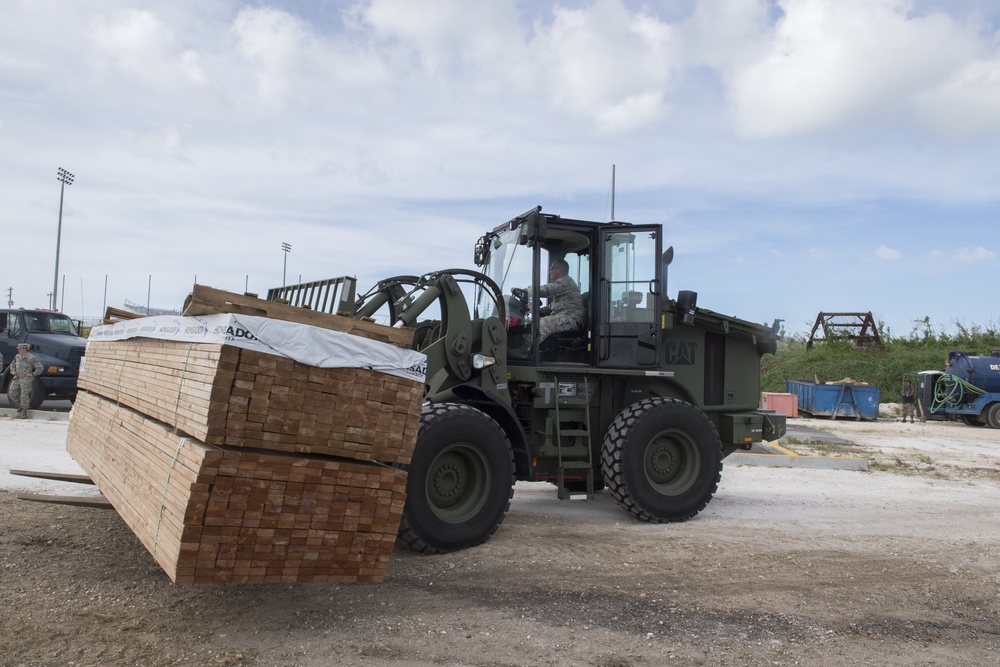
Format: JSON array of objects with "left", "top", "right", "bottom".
[
  {"left": 475, "top": 226, "right": 532, "bottom": 318},
  {"left": 24, "top": 312, "right": 80, "bottom": 336}
]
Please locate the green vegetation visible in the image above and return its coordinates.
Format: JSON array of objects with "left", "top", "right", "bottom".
[{"left": 761, "top": 318, "right": 1000, "bottom": 402}]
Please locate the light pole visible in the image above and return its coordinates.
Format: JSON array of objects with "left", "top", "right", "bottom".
[
  {"left": 281, "top": 242, "right": 291, "bottom": 287},
  {"left": 53, "top": 167, "right": 75, "bottom": 311}
]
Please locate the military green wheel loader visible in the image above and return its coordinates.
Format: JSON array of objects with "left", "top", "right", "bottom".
[{"left": 283, "top": 207, "right": 786, "bottom": 553}]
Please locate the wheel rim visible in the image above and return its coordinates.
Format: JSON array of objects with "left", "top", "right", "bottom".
[
  {"left": 643, "top": 429, "right": 700, "bottom": 496},
  {"left": 424, "top": 442, "right": 492, "bottom": 523}
]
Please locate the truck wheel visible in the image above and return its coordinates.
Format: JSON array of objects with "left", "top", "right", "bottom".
[
  {"left": 7, "top": 379, "right": 45, "bottom": 410},
  {"left": 601, "top": 398, "right": 722, "bottom": 523},
  {"left": 960, "top": 414, "right": 985, "bottom": 427},
  {"left": 28, "top": 379, "right": 45, "bottom": 409},
  {"left": 986, "top": 403, "right": 1000, "bottom": 430},
  {"left": 396, "top": 403, "right": 515, "bottom": 554}
]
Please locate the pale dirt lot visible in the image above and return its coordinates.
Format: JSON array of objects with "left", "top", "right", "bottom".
[{"left": 1, "top": 409, "right": 999, "bottom": 667}]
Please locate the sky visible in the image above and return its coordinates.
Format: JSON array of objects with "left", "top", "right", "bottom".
[{"left": 2, "top": 0, "right": 999, "bottom": 338}]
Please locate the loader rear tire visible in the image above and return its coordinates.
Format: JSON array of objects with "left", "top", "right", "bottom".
[
  {"left": 601, "top": 398, "right": 722, "bottom": 523},
  {"left": 396, "top": 403, "right": 515, "bottom": 554},
  {"left": 986, "top": 403, "right": 1000, "bottom": 430}
]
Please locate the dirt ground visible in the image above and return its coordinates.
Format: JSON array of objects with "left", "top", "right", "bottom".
[{"left": 1, "top": 409, "right": 1000, "bottom": 667}]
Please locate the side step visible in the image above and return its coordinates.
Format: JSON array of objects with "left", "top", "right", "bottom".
[{"left": 553, "top": 376, "right": 594, "bottom": 501}]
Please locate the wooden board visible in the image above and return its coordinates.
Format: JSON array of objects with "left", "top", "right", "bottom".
[
  {"left": 9, "top": 469, "right": 95, "bottom": 485},
  {"left": 182, "top": 284, "right": 414, "bottom": 348},
  {"left": 79, "top": 338, "right": 422, "bottom": 465},
  {"left": 16, "top": 492, "right": 112, "bottom": 509},
  {"left": 66, "top": 391, "right": 407, "bottom": 585}
]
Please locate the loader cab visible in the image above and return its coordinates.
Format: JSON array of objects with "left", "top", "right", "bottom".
[{"left": 475, "top": 208, "right": 662, "bottom": 368}]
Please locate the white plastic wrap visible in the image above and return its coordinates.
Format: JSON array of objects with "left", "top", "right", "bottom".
[{"left": 87, "top": 313, "right": 427, "bottom": 383}]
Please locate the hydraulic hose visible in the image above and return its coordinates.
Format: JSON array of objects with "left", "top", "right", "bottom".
[{"left": 930, "top": 374, "right": 984, "bottom": 414}]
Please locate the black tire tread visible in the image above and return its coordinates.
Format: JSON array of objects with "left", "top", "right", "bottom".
[
  {"left": 986, "top": 403, "right": 1000, "bottom": 430},
  {"left": 396, "top": 403, "right": 515, "bottom": 554},
  {"left": 601, "top": 397, "right": 722, "bottom": 523},
  {"left": 7, "top": 378, "right": 45, "bottom": 410}
]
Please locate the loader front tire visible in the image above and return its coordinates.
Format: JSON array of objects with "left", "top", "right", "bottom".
[
  {"left": 397, "top": 403, "right": 515, "bottom": 553},
  {"left": 601, "top": 398, "right": 722, "bottom": 523}
]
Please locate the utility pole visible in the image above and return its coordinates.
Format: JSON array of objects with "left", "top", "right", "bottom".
[
  {"left": 6, "top": 287, "right": 12, "bottom": 308},
  {"left": 52, "top": 167, "right": 75, "bottom": 310},
  {"left": 281, "top": 242, "right": 291, "bottom": 287}
]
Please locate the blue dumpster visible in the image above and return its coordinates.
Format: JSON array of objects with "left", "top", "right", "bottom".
[{"left": 786, "top": 380, "right": 880, "bottom": 421}]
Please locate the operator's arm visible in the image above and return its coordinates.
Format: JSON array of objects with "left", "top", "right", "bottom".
[{"left": 538, "top": 276, "right": 570, "bottom": 299}]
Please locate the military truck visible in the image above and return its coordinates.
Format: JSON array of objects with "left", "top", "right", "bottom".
[
  {"left": 1, "top": 308, "right": 87, "bottom": 408},
  {"left": 276, "top": 207, "right": 786, "bottom": 553}
]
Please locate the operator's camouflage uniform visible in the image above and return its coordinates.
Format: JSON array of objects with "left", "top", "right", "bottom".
[
  {"left": 9, "top": 348, "right": 42, "bottom": 415},
  {"left": 537, "top": 274, "right": 584, "bottom": 342}
]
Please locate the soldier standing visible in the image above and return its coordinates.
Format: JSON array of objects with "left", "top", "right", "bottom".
[
  {"left": 10, "top": 343, "right": 42, "bottom": 418},
  {"left": 900, "top": 379, "right": 917, "bottom": 424}
]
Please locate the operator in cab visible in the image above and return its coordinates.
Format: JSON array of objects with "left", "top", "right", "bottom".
[{"left": 536, "top": 258, "right": 584, "bottom": 343}]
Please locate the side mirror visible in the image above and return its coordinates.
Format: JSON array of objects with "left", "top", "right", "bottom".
[
  {"left": 474, "top": 235, "right": 489, "bottom": 266},
  {"left": 515, "top": 206, "right": 546, "bottom": 246},
  {"left": 676, "top": 290, "right": 697, "bottom": 327}
]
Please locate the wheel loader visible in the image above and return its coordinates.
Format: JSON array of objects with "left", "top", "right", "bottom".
[{"left": 275, "top": 206, "right": 786, "bottom": 553}]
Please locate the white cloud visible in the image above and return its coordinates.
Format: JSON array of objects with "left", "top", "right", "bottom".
[
  {"left": 681, "top": 0, "right": 772, "bottom": 70},
  {"left": 354, "top": 0, "right": 522, "bottom": 77},
  {"left": 126, "top": 126, "right": 193, "bottom": 164},
  {"left": 953, "top": 246, "right": 996, "bottom": 262},
  {"left": 231, "top": 7, "right": 389, "bottom": 113},
  {"left": 91, "top": 9, "right": 209, "bottom": 92},
  {"left": 724, "top": 0, "right": 981, "bottom": 138},
  {"left": 533, "top": 0, "right": 678, "bottom": 131},
  {"left": 916, "top": 55, "right": 1000, "bottom": 139},
  {"left": 874, "top": 245, "right": 902, "bottom": 260},
  {"left": 354, "top": 0, "right": 681, "bottom": 132}
]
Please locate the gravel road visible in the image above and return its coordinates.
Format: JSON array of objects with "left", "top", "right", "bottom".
[{"left": 1, "top": 411, "right": 999, "bottom": 666}]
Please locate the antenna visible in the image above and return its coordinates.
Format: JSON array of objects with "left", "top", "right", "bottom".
[{"left": 610, "top": 164, "right": 616, "bottom": 221}]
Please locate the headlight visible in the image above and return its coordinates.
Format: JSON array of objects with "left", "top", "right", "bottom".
[
  {"left": 472, "top": 353, "right": 496, "bottom": 369},
  {"left": 46, "top": 366, "right": 67, "bottom": 374}
]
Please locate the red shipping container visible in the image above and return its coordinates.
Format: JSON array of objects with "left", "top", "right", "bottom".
[{"left": 762, "top": 392, "right": 798, "bottom": 418}]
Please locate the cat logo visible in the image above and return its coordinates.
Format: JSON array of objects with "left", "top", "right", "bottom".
[{"left": 666, "top": 340, "right": 697, "bottom": 365}]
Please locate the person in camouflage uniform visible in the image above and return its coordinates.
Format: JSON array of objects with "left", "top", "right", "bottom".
[
  {"left": 9, "top": 343, "right": 42, "bottom": 418},
  {"left": 900, "top": 379, "right": 917, "bottom": 424},
  {"left": 537, "top": 258, "right": 584, "bottom": 343}
]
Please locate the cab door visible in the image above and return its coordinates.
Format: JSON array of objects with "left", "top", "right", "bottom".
[{"left": 596, "top": 226, "right": 661, "bottom": 367}]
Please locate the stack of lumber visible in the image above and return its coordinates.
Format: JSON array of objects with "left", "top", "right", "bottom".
[
  {"left": 66, "top": 286, "right": 422, "bottom": 585},
  {"left": 68, "top": 392, "right": 406, "bottom": 584},
  {"left": 78, "top": 339, "right": 421, "bottom": 464}
]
